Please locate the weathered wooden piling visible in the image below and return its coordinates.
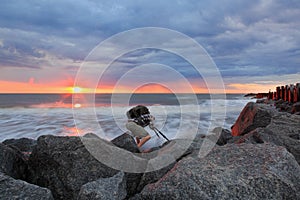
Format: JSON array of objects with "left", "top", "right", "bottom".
[
  {"left": 267, "top": 83, "right": 300, "bottom": 103},
  {"left": 283, "top": 85, "right": 289, "bottom": 101},
  {"left": 276, "top": 86, "right": 280, "bottom": 100},
  {"left": 273, "top": 92, "right": 276, "bottom": 100},
  {"left": 289, "top": 84, "right": 294, "bottom": 103},
  {"left": 295, "top": 83, "right": 300, "bottom": 102},
  {"left": 281, "top": 86, "right": 285, "bottom": 100}
]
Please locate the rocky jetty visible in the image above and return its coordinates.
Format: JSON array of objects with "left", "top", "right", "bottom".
[
  {"left": 1, "top": 100, "right": 300, "bottom": 199},
  {"left": 78, "top": 172, "right": 127, "bottom": 200},
  {"left": 0, "top": 172, "right": 54, "bottom": 200},
  {"left": 231, "top": 101, "right": 300, "bottom": 165},
  {"left": 133, "top": 144, "right": 300, "bottom": 200}
]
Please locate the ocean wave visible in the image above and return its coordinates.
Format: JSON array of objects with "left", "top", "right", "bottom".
[{"left": 0, "top": 97, "right": 253, "bottom": 144}]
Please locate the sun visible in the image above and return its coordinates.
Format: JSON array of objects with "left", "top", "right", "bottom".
[
  {"left": 74, "top": 103, "right": 82, "bottom": 108},
  {"left": 72, "top": 87, "right": 82, "bottom": 93}
]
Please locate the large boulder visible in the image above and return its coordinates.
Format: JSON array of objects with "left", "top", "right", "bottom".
[
  {"left": 292, "top": 102, "right": 300, "bottom": 114},
  {"left": 3, "top": 138, "right": 37, "bottom": 159},
  {"left": 132, "top": 144, "right": 300, "bottom": 200},
  {"left": 236, "top": 127, "right": 300, "bottom": 165},
  {"left": 78, "top": 172, "right": 127, "bottom": 200},
  {"left": 111, "top": 133, "right": 142, "bottom": 197},
  {"left": 28, "top": 135, "right": 119, "bottom": 200},
  {"left": 136, "top": 136, "right": 207, "bottom": 192},
  {"left": 0, "top": 143, "right": 28, "bottom": 180},
  {"left": 0, "top": 172, "right": 54, "bottom": 200},
  {"left": 231, "top": 102, "right": 273, "bottom": 136},
  {"left": 231, "top": 102, "right": 300, "bottom": 164},
  {"left": 276, "top": 101, "right": 292, "bottom": 112},
  {"left": 111, "top": 133, "right": 140, "bottom": 153},
  {"left": 3, "top": 138, "right": 37, "bottom": 152},
  {"left": 211, "top": 127, "right": 232, "bottom": 146}
]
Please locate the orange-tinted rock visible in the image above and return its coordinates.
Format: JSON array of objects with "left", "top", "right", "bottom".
[{"left": 231, "top": 102, "right": 272, "bottom": 136}]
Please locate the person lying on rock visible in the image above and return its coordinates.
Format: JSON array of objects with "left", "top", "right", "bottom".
[{"left": 126, "top": 105, "right": 155, "bottom": 148}]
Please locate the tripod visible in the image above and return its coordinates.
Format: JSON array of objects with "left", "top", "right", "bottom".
[{"left": 151, "top": 126, "right": 170, "bottom": 142}]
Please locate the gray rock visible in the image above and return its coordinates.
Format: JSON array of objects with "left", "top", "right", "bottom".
[
  {"left": 274, "top": 99, "right": 296, "bottom": 113},
  {"left": 0, "top": 143, "right": 28, "bottom": 180},
  {"left": 237, "top": 127, "right": 300, "bottom": 165},
  {"left": 136, "top": 136, "right": 207, "bottom": 193},
  {"left": 28, "top": 135, "right": 119, "bottom": 200},
  {"left": 111, "top": 133, "right": 145, "bottom": 197},
  {"left": 0, "top": 172, "right": 54, "bottom": 200},
  {"left": 231, "top": 129, "right": 265, "bottom": 144},
  {"left": 3, "top": 138, "right": 37, "bottom": 152},
  {"left": 133, "top": 144, "right": 300, "bottom": 200},
  {"left": 211, "top": 127, "right": 232, "bottom": 146},
  {"left": 3, "top": 138, "right": 37, "bottom": 159},
  {"left": 230, "top": 102, "right": 300, "bottom": 164},
  {"left": 231, "top": 102, "right": 273, "bottom": 136},
  {"left": 136, "top": 162, "right": 175, "bottom": 193},
  {"left": 78, "top": 172, "right": 127, "bottom": 200},
  {"left": 111, "top": 133, "right": 140, "bottom": 153},
  {"left": 292, "top": 102, "right": 300, "bottom": 114}
]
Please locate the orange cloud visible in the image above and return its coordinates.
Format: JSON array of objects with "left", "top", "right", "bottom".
[
  {"left": 0, "top": 79, "right": 276, "bottom": 94},
  {"left": 226, "top": 83, "right": 276, "bottom": 93},
  {"left": 0, "top": 80, "right": 68, "bottom": 93}
]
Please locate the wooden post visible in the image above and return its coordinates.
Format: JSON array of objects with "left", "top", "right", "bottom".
[
  {"left": 287, "top": 85, "right": 291, "bottom": 102},
  {"left": 281, "top": 86, "right": 285, "bottom": 100},
  {"left": 284, "top": 86, "right": 286, "bottom": 101},
  {"left": 296, "top": 83, "right": 300, "bottom": 102},
  {"left": 276, "top": 86, "right": 280, "bottom": 100},
  {"left": 289, "top": 84, "right": 294, "bottom": 103},
  {"left": 294, "top": 84, "right": 297, "bottom": 103}
]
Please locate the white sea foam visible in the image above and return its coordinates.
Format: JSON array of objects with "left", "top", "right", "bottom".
[{"left": 0, "top": 97, "right": 254, "bottom": 150}]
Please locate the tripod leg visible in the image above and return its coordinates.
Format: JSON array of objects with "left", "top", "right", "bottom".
[{"left": 154, "top": 127, "right": 170, "bottom": 141}]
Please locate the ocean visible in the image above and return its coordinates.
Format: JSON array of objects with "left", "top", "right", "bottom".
[{"left": 0, "top": 93, "right": 253, "bottom": 148}]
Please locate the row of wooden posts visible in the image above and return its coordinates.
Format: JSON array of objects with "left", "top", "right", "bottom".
[{"left": 267, "top": 83, "right": 300, "bottom": 103}]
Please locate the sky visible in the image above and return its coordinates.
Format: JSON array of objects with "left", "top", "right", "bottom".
[{"left": 0, "top": 0, "right": 299, "bottom": 93}]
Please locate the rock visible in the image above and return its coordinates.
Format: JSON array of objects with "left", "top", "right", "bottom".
[
  {"left": 256, "top": 99, "right": 266, "bottom": 103},
  {"left": 133, "top": 144, "right": 300, "bottom": 199},
  {"left": 78, "top": 172, "right": 127, "bottom": 200},
  {"left": 0, "top": 172, "right": 54, "bottom": 200},
  {"left": 28, "top": 135, "right": 119, "bottom": 200},
  {"left": 211, "top": 127, "right": 232, "bottom": 146},
  {"left": 292, "top": 102, "right": 300, "bottom": 114},
  {"left": 244, "top": 93, "right": 256, "bottom": 97},
  {"left": 136, "top": 135, "right": 208, "bottom": 193},
  {"left": 237, "top": 127, "right": 300, "bottom": 165},
  {"left": 232, "top": 128, "right": 265, "bottom": 144},
  {"left": 0, "top": 143, "right": 28, "bottom": 180},
  {"left": 136, "top": 162, "right": 175, "bottom": 193},
  {"left": 3, "top": 138, "right": 37, "bottom": 152},
  {"left": 3, "top": 138, "right": 37, "bottom": 159},
  {"left": 275, "top": 100, "right": 292, "bottom": 112},
  {"left": 111, "top": 133, "right": 140, "bottom": 153},
  {"left": 111, "top": 133, "right": 145, "bottom": 197},
  {"left": 231, "top": 102, "right": 273, "bottom": 136},
  {"left": 231, "top": 101, "right": 300, "bottom": 164}
]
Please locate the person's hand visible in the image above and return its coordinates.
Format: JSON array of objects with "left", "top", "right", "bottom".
[
  {"left": 149, "top": 122, "right": 155, "bottom": 130},
  {"left": 149, "top": 120, "right": 155, "bottom": 130},
  {"left": 149, "top": 115, "right": 155, "bottom": 121}
]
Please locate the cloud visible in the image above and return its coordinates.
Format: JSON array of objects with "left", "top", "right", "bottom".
[{"left": 0, "top": 0, "right": 300, "bottom": 92}]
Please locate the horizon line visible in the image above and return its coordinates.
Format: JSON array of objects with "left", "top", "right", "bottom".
[{"left": 0, "top": 92, "right": 247, "bottom": 95}]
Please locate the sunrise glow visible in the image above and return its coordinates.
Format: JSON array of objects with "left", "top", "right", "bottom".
[
  {"left": 72, "top": 87, "right": 82, "bottom": 93},
  {"left": 0, "top": 79, "right": 283, "bottom": 94},
  {"left": 73, "top": 103, "right": 82, "bottom": 108}
]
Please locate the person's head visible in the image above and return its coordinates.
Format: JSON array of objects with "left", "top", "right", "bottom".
[{"left": 127, "top": 105, "right": 150, "bottom": 119}]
